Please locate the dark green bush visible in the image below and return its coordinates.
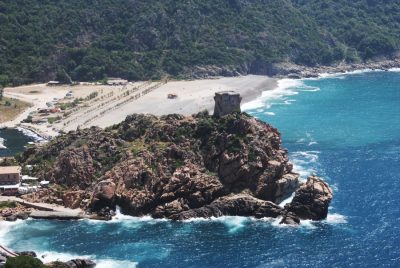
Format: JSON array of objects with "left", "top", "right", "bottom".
[
  {"left": 1, "top": 0, "right": 399, "bottom": 83},
  {"left": 4, "top": 256, "right": 46, "bottom": 268}
]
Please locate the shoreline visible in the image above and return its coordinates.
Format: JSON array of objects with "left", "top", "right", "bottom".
[
  {"left": 1, "top": 76, "right": 278, "bottom": 135},
  {"left": 1, "top": 58, "right": 399, "bottom": 138},
  {"left": 271, "top": 58, "right": 400, "bottom": 78}
]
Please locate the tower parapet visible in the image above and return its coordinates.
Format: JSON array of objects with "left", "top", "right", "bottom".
[{"left": 213, "top": 91, "right": 242, "bottom": 117}]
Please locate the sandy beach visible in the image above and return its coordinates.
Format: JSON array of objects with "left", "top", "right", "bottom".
[{"left": 1, "top": 75, "right": 277, "bottom": 137}]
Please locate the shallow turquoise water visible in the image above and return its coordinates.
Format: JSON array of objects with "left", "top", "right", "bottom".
[{"left": 1, "top": 71, "right": 400, "bottom": 267}]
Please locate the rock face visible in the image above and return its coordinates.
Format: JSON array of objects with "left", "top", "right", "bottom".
[
  {"left": 46, "top": 259, "right": 96, "bottom": 268},
  {"left": 170, "top": 194, "right": 283, "bottom": 220},
  {"left": 284, "top": 176, "right": 333, "bottom": 221},
  {"left": 19, "top": 112, "right": 333, "bottom": 223}
]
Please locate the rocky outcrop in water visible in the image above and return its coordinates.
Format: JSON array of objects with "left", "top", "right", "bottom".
[
  {"left": 284, "top": 176, "right": 333, "bottom": 221},
  {"left": 18, "top": 112, "right": 333, "bottom": 224},
  {"left": 46, "top": 259, "right": 96, "bottom": 268}
]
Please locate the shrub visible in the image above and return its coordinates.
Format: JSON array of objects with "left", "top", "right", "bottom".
[
  {"left": 0, "top": 201, "right": 17, "bottom": 209},
  {"left": 4, "top": 256, "right": 46, "bottom": 268}
]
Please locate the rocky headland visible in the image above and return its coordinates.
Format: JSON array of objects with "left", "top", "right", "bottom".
[
  {"left": 16, "top": 112, "right": 333, "bottom": 224},
  {"left": 183, "top": 58, "right": 400, "bottom": 79}
]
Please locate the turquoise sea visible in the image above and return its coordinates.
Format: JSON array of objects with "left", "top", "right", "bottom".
[{"left": 1, "top": 70, "right": 400, "bottom": 267}]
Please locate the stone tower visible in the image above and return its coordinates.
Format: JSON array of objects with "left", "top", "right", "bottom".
[{"left": 213, "top": 91, "right": 242, "bottom": 117}]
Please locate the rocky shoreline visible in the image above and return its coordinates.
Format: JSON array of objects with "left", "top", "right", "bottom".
[
  {"left": 14, "top": 112, "right": 333, "bottom": 225},
  {"left": 1, "top": 111, "right": 335, "bottom": 267},
  {"left": 183, "top": 58, "right": 400, "bottom": 79}
]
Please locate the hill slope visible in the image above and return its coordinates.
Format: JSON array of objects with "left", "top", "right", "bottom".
[{"left": 0, "top": 0, "right": 399, "bottom": 85}]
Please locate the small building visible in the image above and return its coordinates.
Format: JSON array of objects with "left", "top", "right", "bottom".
[
  {"left": 47, "top": 81, "right": 60, "bottom": 86},
  {"left": 213, "top": 91, "right": 242, "bottom": 117},
  {"left": 0, "top": 166, "right": 21, "bottom": 195},
  {"left": 107, "top": 78, "right": 128, "bottom": 86}
]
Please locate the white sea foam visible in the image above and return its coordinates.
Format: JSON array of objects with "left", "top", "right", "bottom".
[
  {"left": 299, "top": 220, "right": 318, "bottom": 229},
  {"left": 183, "top": 216, "right": 249, "bottom": 233},
  {"left": 301, "top": 86, "right": 320, "bottom": 92},
  {"left": 16, "top": 127, "right": 45, "bottom": 142},
  {"left": 325, "top": 213, "right": 347, "bottom": 224},
  {"left": 290, "top": 151, "right": 320, "bottom": 182},
  {"left": 307, "top": 68, "right": 385, "bottom": 81},
  {"left": 84, "top": 207, "right": 168, "bottom": 225},
  {"left": 0, "top": 220, "right": 25, "bottom": 244},
  {"left": 241, "top": 79, "right": 302, "bottom": 111},
  {"left": 264, "top": 112, "right": 276, "bottom": 116},
  {"left": 279, "top": 193, "right": 295, "bottom": 207},
  {"left": 38, "top": 251, "right": 93, "bottom": 264},
  {"left": 283, "top": 99, "right": 297, "bottom": 105},
  {"left": 38, "top": 251, "right": 138, "bottom": 268},
  {"left": 96, "top": 259, "right": 138, "bottom": 268},
  {"left": 0, "top": 137, "right": 6, "bottom": 149},
  {"left": 389, "top": 68, "right": 400, "bottom": 72}
]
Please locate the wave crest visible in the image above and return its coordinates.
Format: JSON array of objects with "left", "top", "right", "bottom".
[
  {"left": 0, "top": 137, "right": 6, "bottom": 149},
  {"left": 241, "top": 79, "right": 302, "bottom": 111}
]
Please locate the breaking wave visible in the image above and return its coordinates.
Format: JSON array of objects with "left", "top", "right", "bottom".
[
  {"left": 241, "top": 79, "right": 302, "bottom": 111},
  {"left": 0, "top": 137, "right": 6, "bottom": 149},
  {"left": 16, "top": 127, "right": 45, "bottom": 142},
  {"left": 37, "top": 251, "right": 138, "bottom": 268},
  {"left": 290, "top": 150, "right": 320, "bottom": 182}
]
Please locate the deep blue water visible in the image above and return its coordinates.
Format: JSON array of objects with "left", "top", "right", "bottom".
[{"left": 1, "top": 71, "right": 400, "bottom": 267}]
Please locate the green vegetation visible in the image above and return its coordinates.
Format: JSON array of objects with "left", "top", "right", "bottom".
[
  {"left": 4, "top": 256, "right": 46, "bottom": 268},
  {"left": 0, "top": 1, "right": 399, "bottom": 84},
  {"left": 47, "top": 116, "right": 62, "bottom": 124},
  {"left": 0, "top": 201, "right": 17, "bottom": 209},
  {"left": 84, "top": 92, "right": 98, "bottom": 101}
]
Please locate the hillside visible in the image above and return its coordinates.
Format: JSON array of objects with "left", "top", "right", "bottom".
[{"left": 0, "top": 0, "right": 399, "bottom": 85}]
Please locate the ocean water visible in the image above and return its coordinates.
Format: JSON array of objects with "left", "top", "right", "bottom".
[
  {"left": 0, "top": 128, "right": 33, "bottom": 157},
  {"left": 1, "top": 71, "right": 400, "bottom": 267}
]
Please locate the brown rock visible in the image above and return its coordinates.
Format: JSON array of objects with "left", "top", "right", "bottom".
[
  {"left": 173, "top": 194, "right": 283, "bottom": 220},
  {"left": 17, "top": 113, "right": 334, "bottom": 222},
  {"left": 285, "top": 176, "right": 333, "bottom": 221}
]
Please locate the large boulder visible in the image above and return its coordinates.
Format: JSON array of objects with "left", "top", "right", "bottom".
[
  {"left": 171, "top": 194, "right": 283, "bottom": 220},
  {"left": 90, "top": 180, "right": 116, "bottom": 211},
  {"left": 47, "top": 259, "right": 96, "bottom": 268},
  {"left": 64, "top": 259, "right": 96, "bottom": 268},
  {"left": 284, "top": 176, "right": 333, "bottom": 221},
  {"left": 16, "top": 251, "right": 37, "bottom": 257}
]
